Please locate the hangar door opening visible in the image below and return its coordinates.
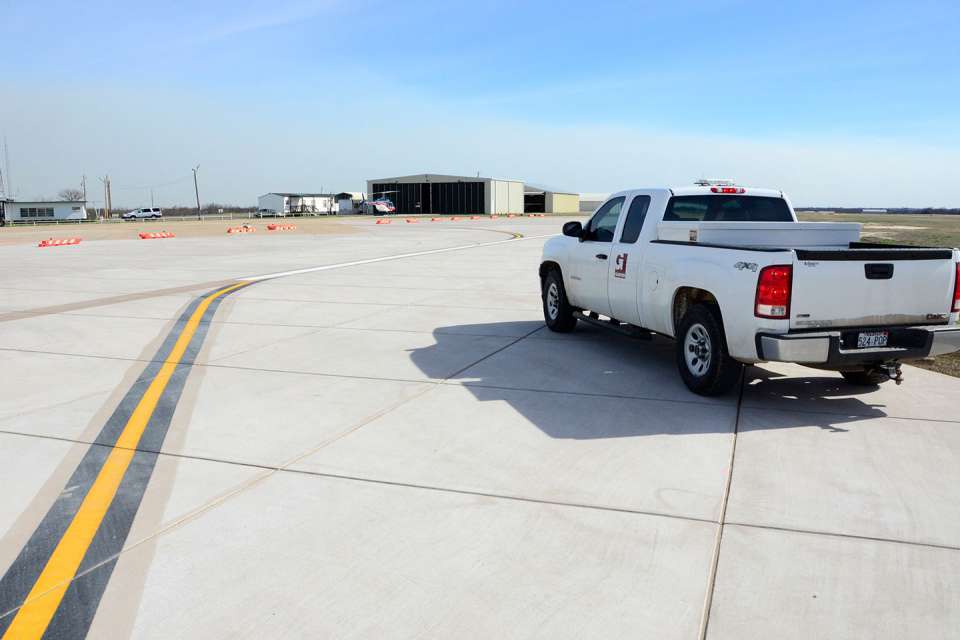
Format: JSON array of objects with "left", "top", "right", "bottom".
[
  {"left": 524, "top": 191, "right": 545, "bottom": 213},
  {"left": 371, "top": 182, "right": 485, "bottom": 215}
]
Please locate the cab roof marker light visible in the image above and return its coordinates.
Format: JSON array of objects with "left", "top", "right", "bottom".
[
  {"left": 710, "top": 186, "right": 746, "bottom": 194},
  {"left": 694, "top": 178, "right": 737, "bottom": 187}
]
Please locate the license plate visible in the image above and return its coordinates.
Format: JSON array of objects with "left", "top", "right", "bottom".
[{"left": 857, "top": 331, "right": 889, "bottom": 349}]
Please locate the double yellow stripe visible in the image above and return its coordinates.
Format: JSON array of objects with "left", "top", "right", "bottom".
[{"left": 2, "top": 282, "right": 246, "bottom": 640}]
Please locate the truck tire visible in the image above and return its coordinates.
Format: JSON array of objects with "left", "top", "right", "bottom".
[
  {"left": 676, "top": 303, "right": 743, "bottom": 396},
  {"left": 840, "top": 369, "right": 888, "bottom": 386},
  {"left": 542, "top": 269, "right": 577, "bottom": 332}
]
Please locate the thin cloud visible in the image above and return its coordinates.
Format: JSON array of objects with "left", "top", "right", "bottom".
[{"left": 189, "top": 1, "right": 338, "bottom": 43}]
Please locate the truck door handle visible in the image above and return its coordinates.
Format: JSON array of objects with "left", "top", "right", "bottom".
[
  {"left": 865, "top": 263, "right": 894, "bottom": 279},
  {"left": 595, "top": 253, "right": 608, "bottom": 260}
]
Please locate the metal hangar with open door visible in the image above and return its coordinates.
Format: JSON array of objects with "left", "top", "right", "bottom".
[{"left": 366, "top": 173, "right": 523, "bottom": 216}]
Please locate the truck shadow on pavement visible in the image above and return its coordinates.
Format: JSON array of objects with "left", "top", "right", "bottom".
[
  {"left": 409, "top": 321, "right": 889, "bottom": 439},
  {"left": 741, "top": 367, "right": 889, "bottom": 432}
]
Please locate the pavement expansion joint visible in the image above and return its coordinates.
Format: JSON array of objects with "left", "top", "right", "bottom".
[
  {"left": 723, "top": 521, "right": 960, "bottom": 553},
  {"left": 698, "top": 371, "right": 745, "bottom": 640},
  {"left": 10, "top": 343, "right": 944, "bottom": 420},
  {"left": 0, "top": 232, "right": 551, "bottom": 638},
  {"left": 8, "top": 423, "right": 952, "bottom": 558},
  {"left": 5, "top": 225, "right": 956, "bottom": 638},
  {"left": 738, "top": 400, "right": 960, "bottom": 425}
]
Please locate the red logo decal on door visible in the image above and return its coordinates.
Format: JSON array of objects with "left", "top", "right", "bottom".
[{"left": 614, "top": 253, "right": 628, "bottom": 278}]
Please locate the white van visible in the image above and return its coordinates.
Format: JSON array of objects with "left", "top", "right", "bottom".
[{"left": 122, "top": 207, "right": 163, "bottom": 220}]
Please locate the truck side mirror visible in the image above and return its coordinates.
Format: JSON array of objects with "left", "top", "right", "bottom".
[{"left": 562, "top": 221, "right": 583, "bottom": 238}]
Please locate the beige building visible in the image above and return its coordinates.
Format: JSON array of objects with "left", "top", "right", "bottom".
[
  {"left": 546, "top": 191, "right": 580, "bottom": 214},
  {"left": 524, "top": 185, "right": 581, "bottom": 214},
  {"left": 579, "top": 193, "right": 610, "bottom": 213}
]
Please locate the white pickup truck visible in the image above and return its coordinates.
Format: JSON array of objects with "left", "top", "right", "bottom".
[{"left": 539, "top": 182, "right": 960, "bottom": 395}]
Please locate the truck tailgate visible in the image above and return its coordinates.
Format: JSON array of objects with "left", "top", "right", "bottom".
[{"left": 790, "top": 248, "right": 957, "bottom": 329}]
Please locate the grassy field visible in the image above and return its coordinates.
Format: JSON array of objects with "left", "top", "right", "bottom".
[
  {"left": 797, "top": 211, "right": 960, "bottom": 378},
  {"left": 797, "top": 211, "right": 960, "bottom": 248}
]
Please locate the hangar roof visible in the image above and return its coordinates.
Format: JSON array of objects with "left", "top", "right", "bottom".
[
  {"left": 524, "top": 183, "right": 579, "bottom": 196},
  {"left": 367, "top": 173, "right": 521, "bottom": 184},
  {"left": 262, "top": 192, "right": 336, "bottom": 198}
]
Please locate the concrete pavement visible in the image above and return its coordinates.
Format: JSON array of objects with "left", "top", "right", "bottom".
[{"left": 0, "top": 216, "right": 958, "bottom": 638}]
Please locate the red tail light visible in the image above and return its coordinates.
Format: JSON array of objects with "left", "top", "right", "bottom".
[
  {"left": 953, "top": 262, "right": 960, "bottom": 312},
  {"left": 755, "top": 265, "right": 793, "bottom": 319}
]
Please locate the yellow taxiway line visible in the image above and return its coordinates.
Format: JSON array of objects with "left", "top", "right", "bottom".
[{"left": 1, "top": 282, "right": 247, "bottom": 640}]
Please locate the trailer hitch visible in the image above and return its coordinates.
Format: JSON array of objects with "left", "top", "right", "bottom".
[{"left": 879, "top": 363, "right": 903, "bottom": 385}]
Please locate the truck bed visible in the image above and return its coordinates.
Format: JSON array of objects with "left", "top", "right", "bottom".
[{"left": 652, "top": 227, "right": 958, "bottom": 330}]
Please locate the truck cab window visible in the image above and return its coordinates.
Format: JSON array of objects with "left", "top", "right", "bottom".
[
  {"left": 584, "top": 197, "right": 624, "bottom": 242},
  {"left": 663, "top": 195, "right": 792, "bottom": 222},
  {"left": 619, "top": 195, "right": 651, "bottom": 243}
]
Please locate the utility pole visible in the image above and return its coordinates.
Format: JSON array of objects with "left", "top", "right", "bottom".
[
  {"left": 192, "top": 165, "right": 201, "bottom": 220},
  {"left": 2, "top": 137, "right": 10, "bottom": 197},
  {"left": 81, "top": 175, "right": 87, "bottom": 201},
  {"left": 150, "top": 188, "right": 154, "bottom": 208},
  {"left": 100, "top": 177, "right": 107, "bottom": 219},
  {"left": 100, "top": 175, "right": 111, "bottom": 219}
]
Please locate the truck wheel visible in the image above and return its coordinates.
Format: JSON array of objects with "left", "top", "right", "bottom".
[
  {"left": 840, "top": 369, "right": 888, "bottom": 386},
  {"left": 542, "top": 270, "right": 577, "bottom": 332},
  {"left": 676, "top": 304, "right": 743, "bottom": 396}
]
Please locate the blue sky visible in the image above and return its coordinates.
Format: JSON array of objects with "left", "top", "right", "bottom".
[{"left": 2, "top": 0, "right": 958, "bottom": 207}]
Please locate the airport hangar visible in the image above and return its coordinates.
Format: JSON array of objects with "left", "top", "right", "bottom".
[
  {"left": 366, "top": 173, "right": 580, "bottom": 215},
  {"left": 522, "top": 184, "right": 580, "bottom": 214}
]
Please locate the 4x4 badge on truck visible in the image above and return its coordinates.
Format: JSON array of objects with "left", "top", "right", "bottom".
[
  {"left": 734, "top": 262, "right": 758, "bottom": 272},
  {"left": 614, "top": 253, "right": 628, "bottom": 278}
]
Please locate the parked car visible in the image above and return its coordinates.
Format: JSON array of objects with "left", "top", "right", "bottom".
[
  {"left": 121, "top": 207, "right": 163, "bottom": 220},
  {"left": 539, "top": 181, "right": 960, "bottom": 395}
]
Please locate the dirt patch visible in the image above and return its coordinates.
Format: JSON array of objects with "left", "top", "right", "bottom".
[
  {"left": 910, "top": 352, "right": 960, "bottom": 378},
  {"left": 0, "top": 217, "right": 358, "bottom": 246}
]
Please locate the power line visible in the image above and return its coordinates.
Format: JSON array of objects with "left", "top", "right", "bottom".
[{"left": 111, "top": 174, "right": 194, "bottom": 191}]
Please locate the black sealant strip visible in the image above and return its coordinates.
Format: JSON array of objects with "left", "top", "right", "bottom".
[{"left": 0, "top": 284, "right": 250, "bottom": 639}]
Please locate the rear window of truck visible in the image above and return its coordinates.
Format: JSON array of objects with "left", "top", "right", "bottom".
[{"left": 663, "top": 195, "right": 793, "bottom": 222}]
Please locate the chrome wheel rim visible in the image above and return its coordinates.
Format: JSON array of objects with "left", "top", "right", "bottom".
[
  {"left": 546, "top": 282, "right": 560, "bottom": 320},
  {"left": 684, "top": 323, "right": 712, "bottom": 377}
]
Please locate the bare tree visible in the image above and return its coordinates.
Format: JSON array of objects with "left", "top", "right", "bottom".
[{"left": 58, "top": 188, "right": 84, "bottom": 201}]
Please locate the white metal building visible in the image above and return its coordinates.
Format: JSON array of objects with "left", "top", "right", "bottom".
[
  {"left": 335, "top": 192, "right": 364, "bottom": 214},
  {"left": 257, "top": 192, "right": 338, "bottom": 215},
  {"left": 0, "top": 200, "right": 87, "bottom": 223},
  {"left": 366, "top": 174, "right": 523, "bottom": 216}
]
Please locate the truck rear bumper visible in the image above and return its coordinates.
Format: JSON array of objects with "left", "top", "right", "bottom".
[{"left": 756, "top": 325, "right": 960, "bottom": 367}]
